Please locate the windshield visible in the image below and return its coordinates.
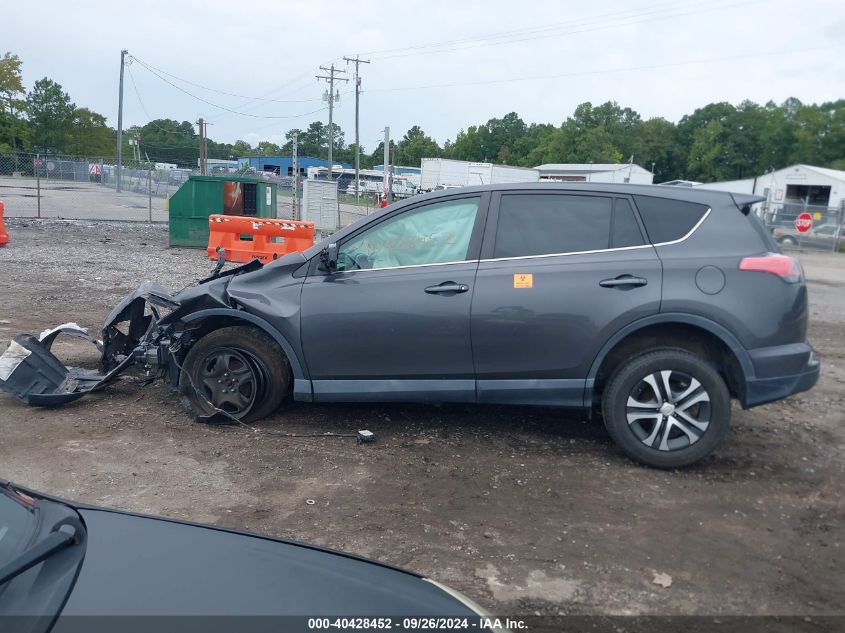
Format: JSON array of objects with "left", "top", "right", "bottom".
[{"left": 0, "top": 490, "right": 36, "bottom": 568}]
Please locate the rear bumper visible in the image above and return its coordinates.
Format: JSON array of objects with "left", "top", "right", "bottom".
[{"left": 743, "top": 343, "right": 820, "bottom": 408}]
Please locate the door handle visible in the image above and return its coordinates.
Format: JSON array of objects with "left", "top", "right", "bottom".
[
  {"left": 424, "top": 282, "right": 469, "bottom": 294},
  {"left": 599, "top": 276, "right": 648, "bottom": 288}
]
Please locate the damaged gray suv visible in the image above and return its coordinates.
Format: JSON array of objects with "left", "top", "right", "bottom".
[{"left": 0, "top": 183, "right": 820, "bottom": 468}]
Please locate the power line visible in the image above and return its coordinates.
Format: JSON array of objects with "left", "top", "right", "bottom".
[
  {"left": 365, "top": 46, "right": 835, "bottom": 93},
  {"left": 130, "top": 55, "right": 328, "bottom": 104},
  {"left": 359, "top": 0, "right": 687, "bottom": 56},
  {"left": 130, "top": 58, "right": 337, "bottom": 120},
  {"left": 127, "top": 61, "right": 338, "bottom": 150},
  {"left": 363, "top": 0, "right": 762, "bottom": 60},
  {"left": 206, "top": 60, "right": 345, "bottom": 124},
  {"left": 126, "top": 65, "right": 195, "bottom": 138}
]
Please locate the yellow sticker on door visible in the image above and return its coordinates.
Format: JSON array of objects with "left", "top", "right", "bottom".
[{"left": 513, "top": 273, "right": 533, "bottom": 288}]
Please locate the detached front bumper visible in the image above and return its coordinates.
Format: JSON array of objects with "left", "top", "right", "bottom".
[
  {"left": 743, "top": 343, "right": 821, "bottom": 408},
  {"left": 0, "top": 283, "right": 179, "bottom": 406}
]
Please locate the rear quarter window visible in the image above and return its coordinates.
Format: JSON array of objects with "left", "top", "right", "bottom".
[{"left": 632, "top": 195, "right": 709, "bottom": 244}]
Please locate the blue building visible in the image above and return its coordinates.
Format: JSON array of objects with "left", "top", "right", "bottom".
[{"left": 238, "top": 156, "right": 352, "bottom": 177}]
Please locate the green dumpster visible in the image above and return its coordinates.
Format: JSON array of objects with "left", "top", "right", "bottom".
[{"left": 168, "top": 175, "right": 277, "bottom": 248}]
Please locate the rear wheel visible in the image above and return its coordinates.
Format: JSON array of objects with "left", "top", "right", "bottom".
[
  {"left": 601, "top": 349, "right": 731, "bottom": 468},
  {"left": 179, "top": 326, "right": 290, "bottom": 423}
]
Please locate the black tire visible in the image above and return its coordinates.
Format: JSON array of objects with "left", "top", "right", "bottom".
[
  {"left": 179, "top": 326, "right": 290, "bottom": 423},
  {"left": 601, "top": 349, "right": 731, "bottom": 468},
  {"left": 779, "top": 236, "right": 797, "bottom": 247}
]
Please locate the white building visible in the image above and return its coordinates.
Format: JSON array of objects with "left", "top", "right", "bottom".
[
  {"left": 534, "top": 163, "right": 654, "bottom": 185},
  {"left": 694, "top": 165, "right": 845, "bottom": 210}
]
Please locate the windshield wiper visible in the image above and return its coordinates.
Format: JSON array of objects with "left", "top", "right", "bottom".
[{"left": 0, "top": 526, "right": 77, "bottom": 586}]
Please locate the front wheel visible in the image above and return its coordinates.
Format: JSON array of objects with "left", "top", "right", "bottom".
[
  {"left": 601, "top": 349, "right": 731, "bottom": 468},
  {"left": 179, "top": 326, "right": 290, "bottom": 423}
]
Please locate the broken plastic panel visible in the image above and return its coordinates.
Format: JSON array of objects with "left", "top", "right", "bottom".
[
  {"left": 0, "top": 284, "right": 180, "bottom": 406},
  {"left": 0, "top": 324, "right": 106, "bottom": 406}
]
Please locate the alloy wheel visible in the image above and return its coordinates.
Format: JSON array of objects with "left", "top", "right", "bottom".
[{"left": 625, "top": 370, "right": 711, "bottom": 452}]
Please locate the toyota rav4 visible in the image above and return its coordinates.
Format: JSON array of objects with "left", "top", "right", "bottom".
[{"left": 0, "top": 183, "right": 820, "bottom": 468}]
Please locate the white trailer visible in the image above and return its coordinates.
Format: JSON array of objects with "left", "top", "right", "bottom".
[
  {"left": 421, "top": 158, "right": 539, "bottom": 190},
  {"left": 467, "top": 162, "right": 540, "bottom": 185},
  {"left": 421, "top": 158, "right": 469, "bottom": 190}
]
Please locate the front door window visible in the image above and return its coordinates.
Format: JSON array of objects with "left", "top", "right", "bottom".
[{"left": 337, "top": 197, "right": 480, "bottom": 271}]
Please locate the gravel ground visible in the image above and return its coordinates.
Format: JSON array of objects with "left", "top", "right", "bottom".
[{"left": 0, "top": 218, "right": 843, "bottom": 619}]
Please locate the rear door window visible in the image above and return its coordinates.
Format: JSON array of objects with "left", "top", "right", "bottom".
[
  {"left": 632, "top": 195, "right": 709, "bottom": 244},
  {"left": 493, "top": 194, "right": 613, "bottom": 258}
]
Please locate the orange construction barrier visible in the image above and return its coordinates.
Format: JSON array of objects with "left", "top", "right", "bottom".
[
  {"left": 207, "top": 214, "right": 315, "bottom": 264},
  {"left": 0, "top": 200, "right": 8, "bottom": 247}
]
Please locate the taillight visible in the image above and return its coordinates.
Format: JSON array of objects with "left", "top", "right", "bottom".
[{"left": 739, "top": 254, "right": 803, "bottom": 282}]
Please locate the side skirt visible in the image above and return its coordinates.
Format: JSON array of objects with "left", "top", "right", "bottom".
[
  {"left": 310, "top": 379, "right": 475, "bottom": 403},
  {"left": 296, "top": 378, "right": 588, "bottom": 407},
  {"left": 477, "top": 379, "right": 586, "bottom": 407}
]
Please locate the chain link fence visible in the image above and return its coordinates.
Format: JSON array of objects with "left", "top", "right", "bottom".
[
  {"left": 8, "top": 152, "right": 839, "bottom": 251},
  {"left": 761, "top": 201, "right": 845, "bottom": 253},
  {"left": 0, "top": 152, "right": 184, "bottom": 222},
  {"left": 1, "top": 152, "right": 386, "bottom": 227}
]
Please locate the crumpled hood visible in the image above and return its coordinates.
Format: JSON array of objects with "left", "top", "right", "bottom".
[{"left": 101, "top": 281, "right": 179, "bottom": 332}]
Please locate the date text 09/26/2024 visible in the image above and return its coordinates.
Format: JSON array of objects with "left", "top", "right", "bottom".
[{"left": 307, "top": 617, "right": 527, "bottom": 630}]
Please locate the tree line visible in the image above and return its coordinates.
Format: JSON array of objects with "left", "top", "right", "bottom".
[{"left": 2, "top": 51, "right": 843, "bottom": 182}]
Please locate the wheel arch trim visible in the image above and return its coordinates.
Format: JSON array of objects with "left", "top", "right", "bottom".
[
  {"left": 178, "top": 308, "right": 312, "bottom": 401},
  {"left": 584, "top": 312, "right": 755, "bottom": 406}
]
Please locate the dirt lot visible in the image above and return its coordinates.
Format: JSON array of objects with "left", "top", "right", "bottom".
[{"left": 0, "top": 218, "right": 843, "bottom": 617}]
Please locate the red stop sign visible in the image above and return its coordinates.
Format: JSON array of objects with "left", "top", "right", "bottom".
[{"left": 795, "top": 212, "right": 813, "bottom": 233}]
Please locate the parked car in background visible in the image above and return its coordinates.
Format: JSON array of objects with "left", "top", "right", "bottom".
[
  {"left": 1, "top": 183, "right": 820, "bottom": 469},
  {"left": 0, "top": 478, "right": 490, "bottom": 630},
  {"left": 772, "top": 223, "right": 843, "bottom": 249}
]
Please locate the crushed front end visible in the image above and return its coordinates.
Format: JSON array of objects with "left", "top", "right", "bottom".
[{"left": 0, "top": 259, "right": 263, "bottom": 408}]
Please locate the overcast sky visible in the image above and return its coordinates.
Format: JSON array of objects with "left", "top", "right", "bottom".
[{"left": 5, "top": 0, "right": 844, "bottom": 151}]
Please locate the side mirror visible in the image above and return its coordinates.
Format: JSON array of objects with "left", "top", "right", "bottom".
[{"left": 319, "top": 242, "right": 338, "bottom": 272}]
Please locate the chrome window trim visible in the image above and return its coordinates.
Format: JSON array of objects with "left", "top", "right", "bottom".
[
  {"left": 331, "top": 206, "right": 712, "bottom": 271},
  {"left": 480, "top": 244, "right": 652, "bottom": 263},
  {"left": 651, "top": 207, "right": 712, "bottom": 247},
  {"left": 479, "top": 207, "right": 711, "bottom": 263},
  {"left": 336, "top": 259, "right": 475, "bottom": 274}
]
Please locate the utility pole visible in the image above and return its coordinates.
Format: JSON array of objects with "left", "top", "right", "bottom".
[
  {"left": 316, "top": 64, "right": 348, "bottom": 181},
  {"left": 197, "top": 118, "right": 207, "bottom": 175},
  {"left": 116, "top": 49, "right": 127, "bottom": 192},
  {"left": 383, "top": 126, "right": 392, "bottom": 204},
  {"left": 292, "top": 131, "right": 299, "bottom": 220},
  {"left": 343, "top": 55, "right": 370, "bottom": 197}
]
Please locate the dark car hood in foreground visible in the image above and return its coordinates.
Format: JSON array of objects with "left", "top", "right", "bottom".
[{"left": 57, "top": 508, "right": 474, "bottom": 617}]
